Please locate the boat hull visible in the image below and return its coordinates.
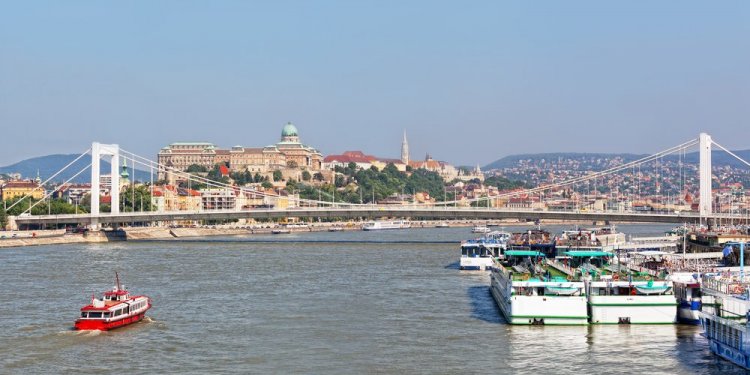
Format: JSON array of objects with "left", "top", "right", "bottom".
[
  {"left": 708, "top": 339, "right": 750, "bottom": 369},
  {"left": 490, "top": 271, "right": 588, "bottom": 325},
  {"left": 677, "top": 301, "right": 701, "bottom": 324},
  {"left": 588, "top": 295, "right": 677, "bottom": 324},
  {"left": 459, "top": 257, "right": 493, "bottom": 270},
  {"left": 75, "top": 311, "right": 148, "bottom": 331}
]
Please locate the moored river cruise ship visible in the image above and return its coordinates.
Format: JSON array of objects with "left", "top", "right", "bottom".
[
  {"left": 490, "top": 250, "right": 588, "bottom": 325},
  {"left": 362, "top": 220, "right": 411, "bottom": 231},
  {"left": 460, "top": 231, "right": 510, "bottom": 271}
]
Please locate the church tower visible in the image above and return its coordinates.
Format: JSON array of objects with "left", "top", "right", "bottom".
[{"left": 401, "top": 131, "right": 410, "bottom": 165}]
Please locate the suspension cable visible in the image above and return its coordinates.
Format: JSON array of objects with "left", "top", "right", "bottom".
[{"left": 5, "top": 148, "right": 92, "bottom": 212}]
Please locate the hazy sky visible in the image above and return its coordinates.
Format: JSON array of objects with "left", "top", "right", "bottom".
[{"left": 1, "top": 1, "right": 748, "bottom": 167}]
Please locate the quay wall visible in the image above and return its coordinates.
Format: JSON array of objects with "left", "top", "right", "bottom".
[{"left": 0, "top": 219, "right": 597, "bottom": 249}]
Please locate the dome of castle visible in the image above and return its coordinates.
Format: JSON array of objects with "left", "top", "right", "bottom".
[{"left": 281, "top": 122, "right": 298, "bottom": 137}]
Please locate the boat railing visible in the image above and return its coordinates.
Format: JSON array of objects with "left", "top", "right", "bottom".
[
  {"left": 626, "top": 262, "right": 659, "bottom": 277},
  {"left": 545, "top": 258, "right": 575, "bottom": 277},
  {"left": 702, "top": 275, "right": 750, "bottom": 297}
]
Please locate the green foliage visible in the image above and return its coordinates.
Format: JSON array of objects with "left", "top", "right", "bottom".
[
  {"left": 4, "top": 197, "right": 83, "bottom": 216},
  {"left": 326, "top": 162, "right": 447, "bottom": 203},
  {"left": 313, "top": 172, "right": 325, "bottom": 182},
  {"left": 483, "top": 175, "right": 527, "bottom": 190},
  {"left": 120, "top": 185, "right": 153, "bottom": 212},
  {"left": 206, "top": 164, "right": 230, "bottom": 184},
  {"left": 301, "top": 170, "right": 311, "bottom": 181},
  {"left": 230, "top": 170, "right": 254, "bottom": 186},
  {"left": 261, "top": 181, "right": 273, "bottom": 189},
  {"left": 273, "top": 170, "right": 283, "bottom": 182},
  {"left": 186, "top": 164, "right": 208, "bottom": 173},
  {"left": 0, "top": 206, "right": 7, "bottom": 228}
]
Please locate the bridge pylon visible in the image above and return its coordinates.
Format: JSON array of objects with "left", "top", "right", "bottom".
[
  {"left": 699, "top": 133, "right": 712, "bottom": 223},
  {"left": 90, "top": 142, "right": 121, "bottom": 230}
]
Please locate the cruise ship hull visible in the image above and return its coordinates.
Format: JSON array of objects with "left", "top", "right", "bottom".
[
  {"left": 588, "top": 295, "right": 677, "bottom": 324},
  {"left": 460, "top": 257, "right": 494, "bottom": 270},
  {"left": 490, "top": 270, "right": 588, "bottom": 325},
  {"left": 677, "top": 303, "right": 701, "bottom": 325}
]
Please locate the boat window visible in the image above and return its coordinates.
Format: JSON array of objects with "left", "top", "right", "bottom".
[
  {"left": 102, "top": 312, "right": 110, "bottom": 318},
  {"left": 80, "top": 312, "right": 88, "bottom": 318},
  {"left": 89, "top": 312, "right": 102, "bottom": 318}
]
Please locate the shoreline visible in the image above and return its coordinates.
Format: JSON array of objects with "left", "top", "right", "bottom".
[{"left": 0, "top": 219, "right": 651, "bottom": 249}]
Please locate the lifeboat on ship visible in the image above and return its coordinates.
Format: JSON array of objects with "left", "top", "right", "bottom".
[{"left": 74, "top": 273, "right": 151, "bottom": 331}]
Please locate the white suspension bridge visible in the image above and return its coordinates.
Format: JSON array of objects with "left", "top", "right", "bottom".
[{"left": 7, "top": 133, "right": 750, "bottom": 229}]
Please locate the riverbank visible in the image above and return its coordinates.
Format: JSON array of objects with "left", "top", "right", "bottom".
[{"left": 0, "top": 218, "right": 613, "bottom": 248}]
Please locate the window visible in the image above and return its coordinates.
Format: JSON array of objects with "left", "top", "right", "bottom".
[
  {"left": 89, "top": 312, "right": 102, "bottom": 318},
  {"left": 80, "top": 312, "right": 88, "bottom": 318}
]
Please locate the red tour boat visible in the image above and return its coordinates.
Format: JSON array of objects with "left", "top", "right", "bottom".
[{"left": 74, "top": 273, "right": 151, "bottom": 331}]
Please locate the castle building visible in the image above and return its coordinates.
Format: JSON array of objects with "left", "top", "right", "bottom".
[
  {"left": 274, "top": 122, "right": 323, "bottom": 170},
  {"left": 228, "top": 122, "right": 322, "bottom": 173},
  {"left": 157, "top": 142, "right": 218, "bottom": 180},
  {"left": 158, "top": 123, "right": 323, "bottom": 180}
]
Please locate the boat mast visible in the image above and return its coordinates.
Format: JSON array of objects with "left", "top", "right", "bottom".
[{"left": 115, "top": 271, "right": 121, "bottom": 291}]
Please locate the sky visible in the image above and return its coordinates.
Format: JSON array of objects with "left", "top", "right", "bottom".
[{"left": 1, "top": 1, "right": 748, "bottom": 167}]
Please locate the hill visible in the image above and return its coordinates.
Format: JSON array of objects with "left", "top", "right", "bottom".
[
  {"left": 484, "top": 150, "right": 750, "bottom": 170},
  {"left": 0, "top": 154, "right": 153, "bottom": 184}
]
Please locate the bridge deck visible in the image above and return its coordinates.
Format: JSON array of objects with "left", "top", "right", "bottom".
[{"left": 13, "top": 207, "right": 741, "bottom": 226}]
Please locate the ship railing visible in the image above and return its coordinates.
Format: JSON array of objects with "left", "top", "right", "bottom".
[
  {"left": 545, "top": 258, "right": 575, "bottom": 277},
  {"left": 626, "top": 262, "right": 659, "bottom": 277},
  {"left": 700, "top": 312, "right": 750, "bottom": 352},
  {"left": 701, "top": 275, "right": 750, "bottom": 297}
]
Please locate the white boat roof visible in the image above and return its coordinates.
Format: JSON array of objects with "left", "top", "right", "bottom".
[{"left": 629, "top": 250, "right": 670, "bottom": 256}]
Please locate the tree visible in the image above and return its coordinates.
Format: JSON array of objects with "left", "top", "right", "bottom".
[
  {"left": 261, "top": 181, "right": 273, "bottom": 189},
  {"left": 0, "top": 206, "right": 7, "bottom": 229},
  {"left": 334, "top": 175, "right": 346, "bottom": 188},
  {"left": 120, "top": 185, "right": 153, "bottom": 212},
  {"left": 484, "top": 175, "right": 527, "bottom": 190},
  {"left": 301, "top": 170, "right": 311, "bottom": 181},
  {"left": 273, "top": 170, "right": 283, "bottom": 182},
  {"left": 186, "top": 164, "right": 208, "bottom": 173},
  {"left": 313, "top": 172, "right": 325, "bottom": 182}
]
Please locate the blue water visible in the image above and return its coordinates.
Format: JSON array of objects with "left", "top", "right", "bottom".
[{"left": 0, "top": 224, "right": 744, "bottom": 374}]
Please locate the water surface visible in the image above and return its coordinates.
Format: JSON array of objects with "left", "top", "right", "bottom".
[{"left": 0, "top": 224, "right": 742, "bottom": 374}]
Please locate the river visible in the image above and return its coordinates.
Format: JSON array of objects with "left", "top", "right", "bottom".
[{"left": 0, "top": 224, "right": 743, "bottom": 374}]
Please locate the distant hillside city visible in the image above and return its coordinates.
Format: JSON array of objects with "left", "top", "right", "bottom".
[{"left": 1, "top": 122, "right": 749, "bottom": 227}]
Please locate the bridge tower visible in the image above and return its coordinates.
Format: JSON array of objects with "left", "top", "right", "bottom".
[
  {"left": 699, "top": 133, "right": 712, "bottom": 222},
  {"left": 90, "top": 142, "right": 121, "bottom": 230}
]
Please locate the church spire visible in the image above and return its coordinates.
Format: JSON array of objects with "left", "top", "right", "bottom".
[{"left": 401, "top": 130, "right": 410, "bottom": 165}]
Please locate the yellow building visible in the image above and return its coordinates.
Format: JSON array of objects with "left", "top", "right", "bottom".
[{"left": 1, "top": 180, "right": 45, "bottom": 201}]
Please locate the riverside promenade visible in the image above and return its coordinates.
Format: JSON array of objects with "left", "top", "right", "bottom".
[{"left": 0, "top": 219, "right": 588, "bottom": 248}]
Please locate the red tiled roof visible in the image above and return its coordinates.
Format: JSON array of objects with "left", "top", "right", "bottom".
[
  {"left": 2, "top": 180, "right": 40, "bottom": 188},
  {"left": 324, "top": 151, "right": 377, "bottom": 163}
]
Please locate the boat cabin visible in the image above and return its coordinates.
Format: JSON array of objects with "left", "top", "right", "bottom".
[
  {"left": 461, "top": 241, "right": 503, "bottom": 259},
  {"left": 563, "top": 250, "right": 612, "bottom": 275},
  {"left": 104, "top": 289, "right": 130, "bottom": 302}
]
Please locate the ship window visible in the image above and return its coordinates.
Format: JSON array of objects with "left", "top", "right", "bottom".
[
  {"left": 80, "top": 312, "right": 88, "bottom": 318},
  {"left": 102, "top": 312, "right": 110, "bottom": 318},
  {"left": 89, "top": 312, "right": 102, "bottom": 318}
]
